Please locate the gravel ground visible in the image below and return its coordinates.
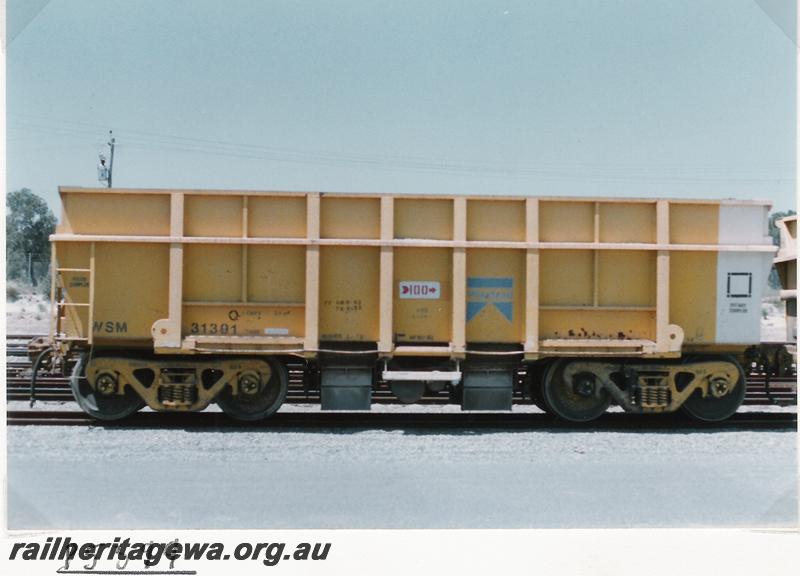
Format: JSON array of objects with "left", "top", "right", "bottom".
[
  {"left": 6, "top": 299, "right": 797, "bottom": 530},
  {"left": 7, "top": 418, "right": 797, "bottom": 530}
]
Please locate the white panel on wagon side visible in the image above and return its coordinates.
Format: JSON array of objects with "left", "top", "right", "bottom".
[
  {"left": 718, "top": 203, "right": 770, "bottom": 245},
  {"left": 715, "top": 203, "right": 773, "bottom": 344}
]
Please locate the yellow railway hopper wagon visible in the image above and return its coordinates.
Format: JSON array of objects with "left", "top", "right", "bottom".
[{"left": 49, "top": 187, "right": 775, "bottom": 422}]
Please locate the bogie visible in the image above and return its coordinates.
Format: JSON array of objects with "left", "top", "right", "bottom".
[
  {"left": 72, "top": 353, "right": 290, "bottom": 421},
  {"left": 531, "top": 356, "right": 748, "bottom": 423}
]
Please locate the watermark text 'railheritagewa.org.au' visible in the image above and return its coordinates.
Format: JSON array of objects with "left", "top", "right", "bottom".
[{"left": 8, "top": 536, "right": 331, "bottom": 572}]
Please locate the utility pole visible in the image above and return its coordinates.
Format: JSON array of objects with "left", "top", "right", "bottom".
[
  {"left": 98, "top": 130, "right": 116, "bottom": 187},
  {"left": 107, "top": 131, "right": 115, "bottom": 188}
]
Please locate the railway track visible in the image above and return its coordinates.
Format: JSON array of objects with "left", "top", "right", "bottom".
[
  {"left": 7, "top": 334, "right": 797, "bottom": 414},
  {"left": 8, "top": 371, "right": 795, "bottom": 406},
  {"left": 6, "top": 409, "right": 797, "bottom": 430}
]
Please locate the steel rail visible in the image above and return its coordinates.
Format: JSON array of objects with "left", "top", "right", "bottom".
[{"left": 6, "top": 409, "right": 796, "bottom": 430}]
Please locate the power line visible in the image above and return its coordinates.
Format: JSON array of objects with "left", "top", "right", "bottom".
[
  {"left": 7, "top": 112, "right": 795, "bottom": 184},
  {"left": 9, "top": 111, "right": 794, "bottom": 171},
  {"left": 10, "top": 111, "right": 795, "bottom": 172}
]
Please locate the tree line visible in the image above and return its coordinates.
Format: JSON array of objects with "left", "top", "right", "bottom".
[
  {"left": 6, "top": 188, "right": 57, "bottom": 289},
  {"left": 767, "top": 209, "right": 796, "bottom": 290}
]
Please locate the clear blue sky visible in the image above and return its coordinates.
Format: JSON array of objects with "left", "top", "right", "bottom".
[{"left": 5, "top": 0, "right": 797, "bottom": 213}]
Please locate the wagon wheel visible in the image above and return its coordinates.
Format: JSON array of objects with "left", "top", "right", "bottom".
[
  {"left": 216, "top": 359, "right": 288, "bottom": 421},
  {"left": 70, "top": 353, "right": 145, "bottom": 420},
  {"left": 542, "top": 359, "right": 611, "bottom": 423},
  {"left": 681, "top": 357, "right": 746, "bottom": 422},
  {"left": 527, "top": 362, "right": 554, "bottom": 415}
]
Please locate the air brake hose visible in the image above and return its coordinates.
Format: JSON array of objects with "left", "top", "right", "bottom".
[{"left": 29, "top": 346, "right": 53, "bottom": 407}]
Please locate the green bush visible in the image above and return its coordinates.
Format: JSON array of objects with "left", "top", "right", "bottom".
[{"left": 6, "top": 282, "right": 21, "bottom": 302}]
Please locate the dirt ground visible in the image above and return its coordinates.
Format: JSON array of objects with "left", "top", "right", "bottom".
[{"left": 5, "top": 291, "right": 51, "bottom": 334}]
